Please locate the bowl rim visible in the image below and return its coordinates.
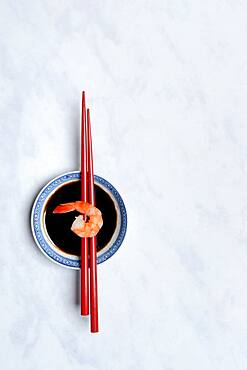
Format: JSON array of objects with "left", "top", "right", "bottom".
[{"left": 31, "top": 171, "right": 127, "bottom": 269}]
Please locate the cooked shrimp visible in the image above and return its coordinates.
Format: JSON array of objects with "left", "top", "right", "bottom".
[{"left": 53, "top": 201, "right": 103, "bottom": 238}]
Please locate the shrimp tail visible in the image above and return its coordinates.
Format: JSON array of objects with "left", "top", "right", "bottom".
[{"left": 53, "top": 202, "right": 76, "bottom": 214}]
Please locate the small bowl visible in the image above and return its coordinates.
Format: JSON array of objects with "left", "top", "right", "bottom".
[{"left": 31, "top": 171, "right": 127, "bottom": 269}]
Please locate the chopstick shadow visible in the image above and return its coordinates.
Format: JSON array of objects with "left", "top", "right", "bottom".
[
  {"left": 71, "top": 100, "right": 80, "bottom": 170},
  {"left": 74, "top": 269, "right": 80, "bottom": 305},
  {"left": 74, "top": 270, "right": 90, "bottom": 330}
]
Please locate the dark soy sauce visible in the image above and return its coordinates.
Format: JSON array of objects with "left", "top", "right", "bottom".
[{"left": 45, "top": 181, "right": 117, "bottom": 256}]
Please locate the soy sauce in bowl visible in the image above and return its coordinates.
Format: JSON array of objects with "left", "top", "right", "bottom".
[{"left": 44, "top": 181, "right": 117, "bottom": 256}]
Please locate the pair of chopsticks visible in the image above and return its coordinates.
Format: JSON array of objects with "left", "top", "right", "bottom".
[{"left": 80, "top": 91, "right": 98, "bottom": 333}]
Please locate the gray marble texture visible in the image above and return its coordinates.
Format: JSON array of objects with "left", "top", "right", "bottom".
[{"left": 1, "top": 0, "right": 247, "bottom": 369}]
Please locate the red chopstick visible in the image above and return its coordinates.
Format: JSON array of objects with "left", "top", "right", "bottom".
[
  {"left": 80, "top": 92, "right": 89, "bottom": 316},
  {"left": 87, "top": 108, "right": 99, "bottom": 332}
]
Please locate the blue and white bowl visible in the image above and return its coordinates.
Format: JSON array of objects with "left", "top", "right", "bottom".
[{"left": 31, "top": 171, "right": 127, "bottom": 269}]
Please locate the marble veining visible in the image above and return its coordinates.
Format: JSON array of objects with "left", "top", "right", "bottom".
[{"left": 1, "top": 0, "right": 247, "bottom": 369}]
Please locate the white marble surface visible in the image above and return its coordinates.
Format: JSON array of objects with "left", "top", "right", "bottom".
[{"left": 1, "top": 0, "right": 247, "bottom": 369}]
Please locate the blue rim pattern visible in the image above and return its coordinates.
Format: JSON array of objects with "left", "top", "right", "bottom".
[{"left": 31, "top": 171, "right": 127, "bottom": 268}]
